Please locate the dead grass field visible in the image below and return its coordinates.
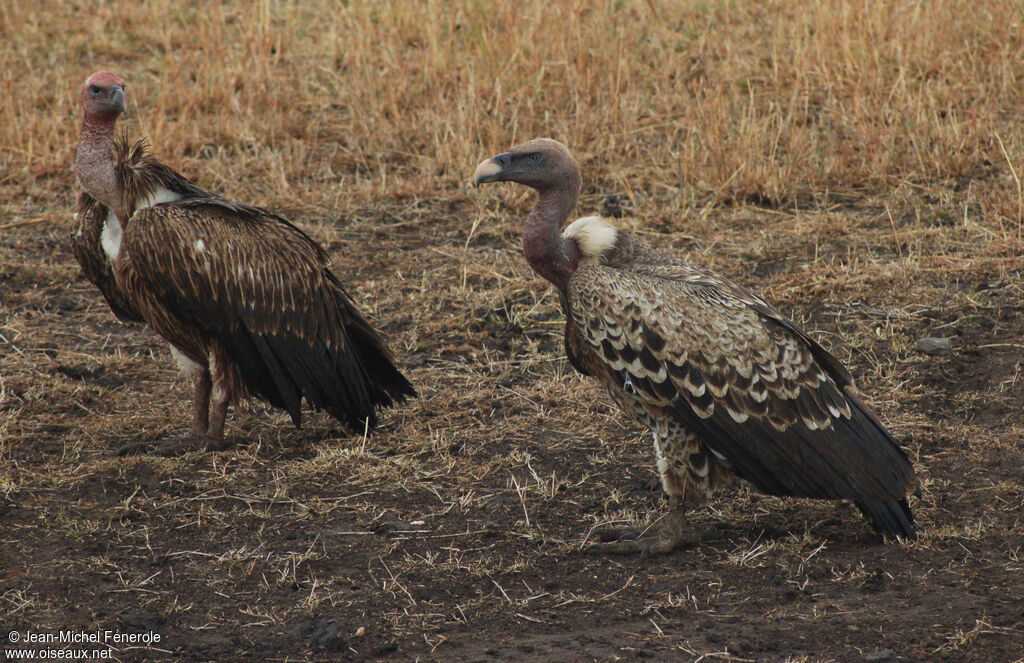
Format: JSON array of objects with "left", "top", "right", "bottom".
[{"left": 2, "top": 1, "right": 1024, "bottom": 661}]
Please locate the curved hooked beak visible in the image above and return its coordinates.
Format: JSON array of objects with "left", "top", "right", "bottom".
[
  {"left": 472, "top": 152, "right": 511, "bottom": 187},
  {"left": 111, "top": 85, "right": 129, "bottom": 117}
]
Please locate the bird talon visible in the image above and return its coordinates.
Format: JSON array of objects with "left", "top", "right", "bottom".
[
  {"left": 116, "top": 440, "right": 156, "bottom": 456},
  {"left": 583, "top": 506, "right": 696, "bottom": 556},
  {"left": 584, "top": 533, "right": 694, "bottom": 556},
  {"left": 157, "top": 434, "right": 237, "bottom": 456},
  {"left": 591, "top": 526, "right": 641, "bottom": 543},
  {"left": 117, "top": 434, "right": 234, "bottom": 457},
  {"left": 201, "top": 435, "right": 233, "bottom": 452}
]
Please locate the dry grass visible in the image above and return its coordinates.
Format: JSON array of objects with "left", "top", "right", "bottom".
[
  {"left": 4, "top": 1, "right": 1024, "bottom": 209},
  {"left": 2, "top": 1, "right": 1024, "bottom": 661}
]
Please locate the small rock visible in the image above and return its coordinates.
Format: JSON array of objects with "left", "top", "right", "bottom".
[
  {"left": 863, "top": 649, "right": 893, "bottom": 661},
  {"left": 301, "top": 616, "right": 346, "bottom": 652},
  {"left": 916, "top": 337, "right": 952, "bottom": 356}
]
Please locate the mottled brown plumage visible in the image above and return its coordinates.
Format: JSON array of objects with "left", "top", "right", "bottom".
[
  {"left": 73, "top": 71, "right": 415, "bottom": 454},
  {"left": 474, "top": 138, "right": 917, "bottom": 553}
]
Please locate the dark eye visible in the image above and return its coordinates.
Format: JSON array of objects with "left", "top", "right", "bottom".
[
  {"left": 527, "top": 152, "right": 543, "bottom": 164},
  {"left": 89, "top": 86, "right": 101, "bottom": 95}
]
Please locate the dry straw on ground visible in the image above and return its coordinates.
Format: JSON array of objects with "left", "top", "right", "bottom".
[{"left": 2, "top": 1, "right": 1023, "bottom": 661}]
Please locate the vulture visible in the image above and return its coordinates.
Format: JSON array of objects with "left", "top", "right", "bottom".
[
  {"left": 473, "top": 138, "right": 917, "bottom": 554},
  {"left": 72, "top": 71, "right": 415, "bottom": 454}
]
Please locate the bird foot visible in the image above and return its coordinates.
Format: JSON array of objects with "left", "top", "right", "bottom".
[
  {"left": 117, "top": 434, "right": 232, "bottom": 457},
  {"left": 584, "top": 509, "right": 699, "bottom": 556},
  {"left": 585, "top": 528, "right": 697, "bottom": 556}
]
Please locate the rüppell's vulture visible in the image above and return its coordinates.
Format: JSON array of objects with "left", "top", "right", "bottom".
[{"left": 474, "top": 138, "right": 917, "bottom": 554}]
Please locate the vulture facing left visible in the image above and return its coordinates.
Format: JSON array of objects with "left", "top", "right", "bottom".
[
  {"left": 73, "top": 71, "right": 415, "bottom": 454},
  {"left": 473, "top": 138, "right": 918, "bottom": 554}
]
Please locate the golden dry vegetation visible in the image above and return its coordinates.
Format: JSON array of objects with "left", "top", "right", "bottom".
[{"left": 2, "top": 1, "right": 1023, "bottom": 661}]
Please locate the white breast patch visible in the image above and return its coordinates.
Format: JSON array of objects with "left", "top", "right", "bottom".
[{"left": 101, "top": 210, "right": 123, "bottom": 263}]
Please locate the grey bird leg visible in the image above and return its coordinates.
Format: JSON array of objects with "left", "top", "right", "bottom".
[
  {"left": 585, "top": 499, "right": 699, "bottom": 556},
  {"left": 119, "top": 356, "right": 233, "bottom": 456},
  {"left": 118, "top": 371, "right": 215, "bottom": 455},
  {"left": 153, "top": 351, "right": 232, "bottom": 454},
  {"left": 202, "top": 351, "right": 232, "bottom": 451},
  {"left": 189, "top": 371, "right": 212, "bottom": 438}
]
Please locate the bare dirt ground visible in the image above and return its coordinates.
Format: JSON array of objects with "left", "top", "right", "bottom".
[
  {"left": 3, "top": 182, "right": 1023, "bottom": 662},
  {"left": 3, "top": 2, "right": 1024, "bottom": 661}
]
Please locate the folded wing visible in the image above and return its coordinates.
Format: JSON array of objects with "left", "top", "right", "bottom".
[
  {"left": 566, "top": 261, "right": 917, "bottom": 505},
  {"left": 121, "top": 200, "right": 415, "bottom": 432},
  {"left": 71, "top": 193, "right": 143, "bottom": 323}
]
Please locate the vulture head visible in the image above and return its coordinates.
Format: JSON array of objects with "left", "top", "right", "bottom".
[
  {"left": 81, "top": 71, "right": 128, "bottom": 121},
  {"left": 473, "top": 138, "right": 581, "bottom": 196}
]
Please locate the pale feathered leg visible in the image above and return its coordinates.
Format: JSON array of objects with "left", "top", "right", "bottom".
[
  {"left": 123, "top": 349, "right": 234, "bottom": 456},
  {"left": 585, "top": 427, "right": 721, "bottom": 556}
]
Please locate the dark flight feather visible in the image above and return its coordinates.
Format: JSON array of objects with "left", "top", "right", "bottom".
[{"left": 121, "top": 201, "right": 415, "bottom": 432}]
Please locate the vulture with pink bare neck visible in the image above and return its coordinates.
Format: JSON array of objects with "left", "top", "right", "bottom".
[
  {"left": 474, "top": 138, "right": 917, "bottom": 554},
  {"left": 72, "top": 71, "right": 415, "bottom": 454}
]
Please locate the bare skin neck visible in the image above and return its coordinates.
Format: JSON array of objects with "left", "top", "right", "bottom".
[
  {"left": 75, "top": 113, "right": 122, "bottom": 216},
  {"left": 523, "top": 176, "right": 583, "bottom": 290}
]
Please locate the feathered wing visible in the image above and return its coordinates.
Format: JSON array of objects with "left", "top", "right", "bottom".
[
  {"left": 565, "top": 259, "right": 916, "bottom": 536},
  {"left": 71, "top": 192, "right": 143, "bottom": 323},
  {"left": 120, "top": 200, "right": 415, "bottom": 432}
]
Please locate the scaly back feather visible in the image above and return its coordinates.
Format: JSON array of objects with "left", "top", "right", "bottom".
[{"left": 564, "top": 232, "right": 916, "bottom": 504}]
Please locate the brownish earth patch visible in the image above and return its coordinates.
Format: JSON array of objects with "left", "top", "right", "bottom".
[{"left": 3, "top": 187, "right": 1023, "bottom": 661}]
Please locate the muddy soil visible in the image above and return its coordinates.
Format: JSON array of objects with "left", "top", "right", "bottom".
[{"left": 2, "top": 195, "right": 1023, "bottom": 662}]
